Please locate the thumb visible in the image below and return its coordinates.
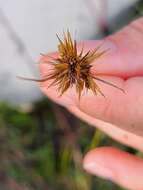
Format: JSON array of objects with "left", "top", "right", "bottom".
[{"left": 83, "top": 147, "right": 143, "bottom": 190}]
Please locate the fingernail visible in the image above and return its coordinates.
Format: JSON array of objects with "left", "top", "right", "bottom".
[{"left": 83, "top": 161, "right": 114, "bottom": 180}]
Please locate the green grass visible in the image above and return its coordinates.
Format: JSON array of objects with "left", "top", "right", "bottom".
[{"left": 0, "top": 100, "right": 132, "bottom": 190}]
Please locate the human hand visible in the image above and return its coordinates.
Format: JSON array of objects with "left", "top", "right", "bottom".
[{"left": 39, "top": 17, "right": 143, "bottom": 190}]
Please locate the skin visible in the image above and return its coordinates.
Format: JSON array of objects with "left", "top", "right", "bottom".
[{"left": 39, "top": 17, "right": 143, "bottom": 190}]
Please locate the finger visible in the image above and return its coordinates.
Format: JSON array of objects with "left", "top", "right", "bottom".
[
  {"left": 67, "top": 106, "right": 143, "bottom": 152},
  {"left": 39, "top": 56, "right": 143, "bottom": 152},
  {"left": 39, "top": 55, "right": 143, "bottom": 150},
  {"left": 83, "top": 147, "right": 143, "bottom": 190},
  {"left": 39, "top": 18, "right": 143, "bottom": 137},
  {"left": 40, "top": 60, "right": 143, "bottom": 137},
  {"left": 40, "top": 72, "right": 143, "bottom": 150},
  {"left": 90, "top": 17, "right": 143, "bottom": 78}
]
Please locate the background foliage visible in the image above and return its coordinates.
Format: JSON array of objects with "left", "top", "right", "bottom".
[{"left": 0, "top": 100, "right": 128, "bottom": 190}]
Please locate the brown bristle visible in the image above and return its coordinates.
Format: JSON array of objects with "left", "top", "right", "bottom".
[{"left": 18, "top": 30, "right": 124, "bottom": 99}]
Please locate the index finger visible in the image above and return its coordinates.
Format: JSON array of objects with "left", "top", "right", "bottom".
[{"left": 39, "top": 18, "right": 143, "bottom": 137}]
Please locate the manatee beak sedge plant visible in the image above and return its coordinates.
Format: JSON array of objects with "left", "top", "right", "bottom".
[{"left": 18, "top": 31, "right": 124, "bottom": 99}]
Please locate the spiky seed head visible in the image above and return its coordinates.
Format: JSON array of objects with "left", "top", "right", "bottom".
[
  {"left": 41, "top": 31, "right": 109, "bottom": 99},
  {"left": 18, "top": 31, "right": 124, "bottom": 98}
]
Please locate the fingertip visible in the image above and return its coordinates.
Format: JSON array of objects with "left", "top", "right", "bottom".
[
  {"left": 83, "top": 147, "right": 116, "bottom": 180},
  {"left": 83, "top": 147, "right": 143, "bottom": 190}
]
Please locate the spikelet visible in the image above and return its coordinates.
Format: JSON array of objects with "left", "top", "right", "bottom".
[{"left": 18, "top": 31, "right": 124, "bottom": 99}]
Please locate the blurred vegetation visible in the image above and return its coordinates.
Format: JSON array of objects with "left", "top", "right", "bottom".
[
  {"left": 0, "top": 100, "right": 137, "bottom": 190},
  {"left": 0, "top": 1, "right": 143, "bottom": 190},
  {"left": 135, "top": 0, "right": 143, "bottom": 16}
]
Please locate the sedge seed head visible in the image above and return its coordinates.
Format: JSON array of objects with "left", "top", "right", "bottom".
[
  {"left": 18, "top": 31, "right": 124, "bottom": 98},
  {"left": 41, "top": 31, "right": 107, "bottom": 98}
]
